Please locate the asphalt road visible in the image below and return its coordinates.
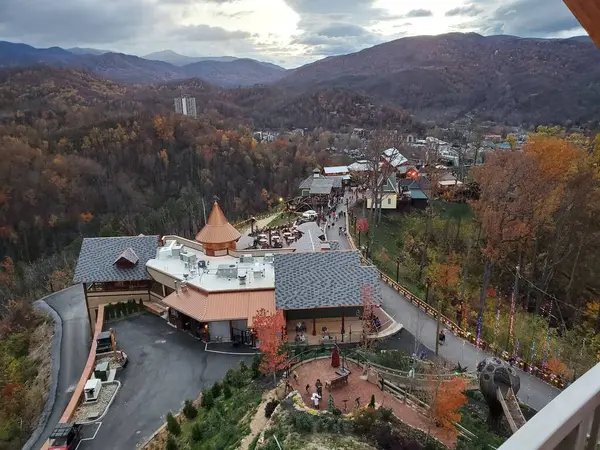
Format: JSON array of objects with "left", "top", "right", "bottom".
[
  {"left": 32, "top": 285, "right": 91, "bottom": 450},
  {"left": 330, "top": 191, "right": 560, "bottom": 412},
  {"left": 80, "top": 314, "right": 252, "bottom": 450}
]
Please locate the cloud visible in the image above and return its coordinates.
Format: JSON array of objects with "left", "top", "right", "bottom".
[
  {"left": 466, "top": 0, "right": 584, "bottom": 37},
  {"left": 174, "top": 24, "right": 251, "bottom": 41},
  {"left": 316, "top": 24, "right": 369, "bottom": 38},
  {"left": 403, "top": 9, "right": 433, "bottom": 18},
  {"left": 0, "top": 0, "right": 159, "bottom": 46},
  {"left": 282, "top": 0, "right": 394, "bottom": 58},
  {"left": 445, "top": 4, "right": 483, "bottom": 17},
  {"left": 215, "top": 10, "right": 252, "bottom": 18}
]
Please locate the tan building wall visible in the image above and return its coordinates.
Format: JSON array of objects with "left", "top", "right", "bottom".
[{"left": 366, "top": 193, "right": 397, "bottom": 209}]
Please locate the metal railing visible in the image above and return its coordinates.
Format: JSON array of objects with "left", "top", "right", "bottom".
[{"left": 498, "top": 362, "right": 600, "bottom": 450}]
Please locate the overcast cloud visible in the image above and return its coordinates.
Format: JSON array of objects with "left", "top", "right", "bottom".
[{"left": 0, "top": 0, "right": 587, "bottom": 68}]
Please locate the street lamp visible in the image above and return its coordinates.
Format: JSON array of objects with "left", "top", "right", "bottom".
[
  {"left": 425, "top": 278, "right": 430, "bottom": 305},
  {"left": 396, "top": 256, "right": 401, "bottom": 283}
]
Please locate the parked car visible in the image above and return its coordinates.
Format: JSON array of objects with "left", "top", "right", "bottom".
[
  {"left": 302, "top": 210, "right": 317, "bottom": 220},
  {"left": 49, "top": 423, "right": 82, "bottom": 450}
]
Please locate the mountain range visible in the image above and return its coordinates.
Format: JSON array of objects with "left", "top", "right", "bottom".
[
  {"left": 1, "top": 33, "right": 600, "bottom": 125},
  {"left": 0, "top": 41, "right": 286, "bottom": 87}
]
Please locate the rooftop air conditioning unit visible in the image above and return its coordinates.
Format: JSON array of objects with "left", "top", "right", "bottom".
[
  {"left": 181, "top": 252, "right": 197, "bottom": 266},
  {"left": 264, "top": 253, "right": 274, "bottom": 264},
  {"left": 172, "top": 244, "right": 183, "bottom": 258},
  {"left": 240, "top": 254, "right": 254, "bottom": 264},
  {"left": 238, "top": 269, "right": 247, "bottom": 285}
]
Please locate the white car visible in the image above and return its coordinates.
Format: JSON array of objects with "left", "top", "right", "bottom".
[{"left": 302, "top": 210, "right": 318, "bottom": 220}]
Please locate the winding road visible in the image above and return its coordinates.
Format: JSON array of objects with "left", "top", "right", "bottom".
[
  {"left": 325, "top": 191, "right": 560, "bottom": 412},
  {"left": 31, "top": 285, "right": 90, "bottom": 450}
]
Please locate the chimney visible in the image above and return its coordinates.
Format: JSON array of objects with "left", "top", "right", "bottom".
[{"left": 175, "top": 280, "right": 180, "bottom": 295}]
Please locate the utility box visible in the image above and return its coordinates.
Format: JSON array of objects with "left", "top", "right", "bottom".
[
  {"left": 84, "top": 378, "right": 102, "bottom": 403},
  {"left": 94, "top": 361, "right": 109, "bottom": 382},
  {"left": 96, "top": 331, "right": 113, "bottom": 353}
]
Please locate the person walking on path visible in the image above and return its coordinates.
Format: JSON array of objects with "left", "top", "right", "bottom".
[
  {"left": 316, "top": 379, "right": 323, "bottom": 397},
  {"left": 311, "top": 392, "right": 321, "bottom": 409}
]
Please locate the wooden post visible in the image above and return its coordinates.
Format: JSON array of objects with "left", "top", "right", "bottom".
[
  {"left": 82, "top": 283, "right": 94, "bottom": 338},
  {"left": 341, "top": 311, "right": 345, "bottom": 343},
  {"left": 312, "top": 317, "right": 316, "bottom": 336}
]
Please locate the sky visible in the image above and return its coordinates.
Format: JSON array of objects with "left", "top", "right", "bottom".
[{"left": 0, "top": 0, "right": 586, "bottom": 68}]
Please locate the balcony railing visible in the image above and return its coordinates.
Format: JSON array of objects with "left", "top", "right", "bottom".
[{"left": 498, "top": 362, "right": 600, "bottom": 450}]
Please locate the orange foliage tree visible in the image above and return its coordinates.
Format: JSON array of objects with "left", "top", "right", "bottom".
[
  {"left": 253, "top": 308, "right": 288, "bottom": 383},
  {"left": 428, "top": 376, "right": 467, "bottom": 435},
  {"left": 546, "top": 356, "right": 572, "bottom": 379}
]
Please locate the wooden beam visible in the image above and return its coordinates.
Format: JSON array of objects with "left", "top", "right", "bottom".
[{"left": 563, "top": 0, "right": 600, "bottom": 48}]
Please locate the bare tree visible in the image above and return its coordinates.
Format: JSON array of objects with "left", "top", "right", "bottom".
[{"left": 362, "top": 130, "right": 403, "bottom": 253}]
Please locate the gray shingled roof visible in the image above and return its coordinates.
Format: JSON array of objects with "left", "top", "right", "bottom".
[
  {"left": 274, "top": 251, "right": 382, "bottom": 310},
  {"left": 299, "top": 175, "right": 335, "bottom": 195},
  {"left": 73, "top": 236, "right": 160, "bottom": 283},
  {"left": 296, "top": 222, "right": 325, "bottom": 238}
]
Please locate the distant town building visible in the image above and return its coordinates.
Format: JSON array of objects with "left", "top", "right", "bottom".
[{"left": 174, "top": 96, "right": 197, "bottom": 117}]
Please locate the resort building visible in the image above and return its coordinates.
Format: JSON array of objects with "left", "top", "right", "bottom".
[
  {"left": 73, "top": 235, "right": 161, "bottom": 333},
  {"left": 74, "top": 200, "right": 388, "bottom": 345}
]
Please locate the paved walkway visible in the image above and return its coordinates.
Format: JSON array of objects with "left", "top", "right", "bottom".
[
  {"left": 240, "top": 212, "right": 282, "bottom": 235},
  {"left": 328, "top": 189, "right": 560, "bottom": 412}
]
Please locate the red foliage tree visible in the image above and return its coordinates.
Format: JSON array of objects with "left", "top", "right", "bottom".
[{"left": 253, "top": 308, "right": 288, "bottom": 383}]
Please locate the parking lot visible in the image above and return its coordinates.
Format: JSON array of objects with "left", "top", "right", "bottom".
[{"left": 78, "top": 313, "right": 253, "bottom": 450}]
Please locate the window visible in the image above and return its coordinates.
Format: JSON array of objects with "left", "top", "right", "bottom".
[{"left": 387, "top": 198, "right": 392, "bottom": 205}]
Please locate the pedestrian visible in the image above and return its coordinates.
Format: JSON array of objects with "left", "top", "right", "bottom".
[
  {"left": 311, "top": 392, "right": 321, "bottom": 409},
  {"left": 305, "top": 384, "right": 310, "bottom": 394},
  {"left": 316, "top": 379, "right": 323, "bottom": 397}
]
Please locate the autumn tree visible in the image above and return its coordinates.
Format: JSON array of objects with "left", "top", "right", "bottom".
[
  {"left": 252, "top": 308, "right": 288, "bottom": 384},
  {"left": 428, "top": 254, "right": 461, "bottom": 354},
  {"left": 427, "top": 375, "right": 467, "bottom": 437}
]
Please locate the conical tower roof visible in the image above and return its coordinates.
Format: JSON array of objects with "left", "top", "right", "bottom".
[{"left": 195, "top": 201, "right": 241, "bottom": 245}]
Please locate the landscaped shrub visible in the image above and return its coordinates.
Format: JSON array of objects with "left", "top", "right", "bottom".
[
  {"left": 353, "top": 408, "right": 378, "bottom": 435},
  {"left": 291, "top": 412, "right": 314, "bottom": 432},
  {"left": 368, "top": 394, "right": 376, "bottom": 408},
  {"left": 165, "top": 434, "right": 178, "bottom": 450},
  {"left": 224, "top": 368, "right": 246, "bottom": 388},
  {"left": 182, "top": 400, "right": 197, "bottom": 419},
  {"left": 211, "top": 381, "right": 222, "bottom": 398},
  {"left": 251, "top": 354, "right": 262, "bottom": 379},
  {"left": 331, "top": 407, "right": 342, "bottom": 416},
  {"left": 201, "top": 390, "right": 214, "bottom": 409},
  {"left": 264, "top": 399, "right": 279, "bottom": 418},
  {"left": 239, "top": 360, "right": 249, "bottom": 373},
  {"left": 190, "top": 423, "right": 203, "bottom": 442},
  {"left": 378, "top": 406, "right": 394, "bottom": 422},
  {"left": 166, "top": 412, "right": 181, "bottom": 436},
  {"left": 223, "top": 383, "right": 232, "bottom": 399}
]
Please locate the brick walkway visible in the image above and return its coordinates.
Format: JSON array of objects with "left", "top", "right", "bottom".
[{"left": 293, "top": 358, "right": 456, "bottom": 448}]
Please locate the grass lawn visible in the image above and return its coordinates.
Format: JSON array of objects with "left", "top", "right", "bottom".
[
  {"left": 350, "top": 200, "right": 475, "bottom": 302},
  {"left": 351, "top": 210, "right": 426, "bottom": 298},
  {"left": 431, "top": 200, "right": 474, "bottom": 221},
  {"left": 265, "top": 212, "right": 300, "bottom": 228}
]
